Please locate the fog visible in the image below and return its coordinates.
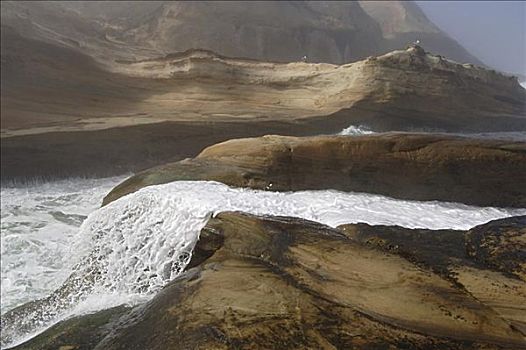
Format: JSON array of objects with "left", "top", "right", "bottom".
[{"left": 416, "top": 1, "right": 526, "bottom": 77}]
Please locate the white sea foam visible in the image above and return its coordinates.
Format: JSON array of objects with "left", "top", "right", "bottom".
[
  {"left": 338, "top": 125, "right": 375, "bottom": 135},
  {"left": 0, "top": 176, "right": 127, "bottom": 313},
  {"left": 2, "top": 179, "right": 525, "bottom": 347},
  {"left": 338, "top": 124, "right": 526, "bottom": 142}
]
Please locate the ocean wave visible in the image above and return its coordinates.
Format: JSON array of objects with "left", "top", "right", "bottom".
[
  {"left": 337, "top": 124, "right": 526, "bottom": 142},
  {"left": 0, "top": 176, "right": 127, "bottom": 313}
]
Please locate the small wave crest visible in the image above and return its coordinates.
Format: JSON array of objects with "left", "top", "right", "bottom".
[
  {"left": 338, "top": 125, "right": 375, "bottom": 136},
  {"left": 337, "top": 124, "right": 526, "bottom": 142}
]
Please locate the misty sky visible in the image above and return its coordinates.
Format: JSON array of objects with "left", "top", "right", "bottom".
[{"left": 415, "top": 1, "right": 525, "bottom": 76}]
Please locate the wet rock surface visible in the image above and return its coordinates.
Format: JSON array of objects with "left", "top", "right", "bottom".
[
  {"left": 104, "top": 133, "right": 526, "bottom": 208},
  {"left": 465, "top": 216, "right": 526, "bottom": 281},
  {"left": 12, "top": 214, "right": 526, "bottom": 349},
  {"left": 9, "top": 306, "right": 130, "bottom": 350}
]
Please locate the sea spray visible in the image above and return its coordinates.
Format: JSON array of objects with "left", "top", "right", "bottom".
[
  {"left": 2, "top": 180, "right": 526, "bottom": 347},
  {"left": 1, "top": 176, "right": 127, "bottom": 312},
  {"left": 338, "top": 125, "right": 375, "bottom": 135},
  {"left": 337, "top": 124, "right": 526, "bottom": 141}
]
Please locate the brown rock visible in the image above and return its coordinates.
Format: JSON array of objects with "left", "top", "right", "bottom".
[
  {"left": 339, "top": 216, "right": 526, "bottom": 337},
  {"left": 465, "top": 215, "right": 526, "bottom": 281},
  {"left": 12, "top": 213, "right": 526, "bottom": 349},
  {"left": 104, "top": 133, "right": 526, "bottom": 208}
]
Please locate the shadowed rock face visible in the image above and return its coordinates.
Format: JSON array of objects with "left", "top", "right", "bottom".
[
  {"left": 358, "top": 1, "right": 482, "bottom": 66},
  {"left": 11, "top": 214, "right": 526, "bottom": 349},
  {"left": 103, "top": 133, "right": 526, "bottom": 208}
]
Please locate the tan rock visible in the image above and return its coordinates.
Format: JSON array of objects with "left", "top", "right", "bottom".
[
  {"left": 12, "top": 214, "right": 526, "bottom": 349},
  {"left": 104, "top": 133, "right": 526, "bottom": 208},
  {"left": 339, "top": 215, "right": 526, "bottom": 339}
]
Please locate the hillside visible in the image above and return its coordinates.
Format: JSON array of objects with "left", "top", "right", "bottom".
[{"left": 1, "top": 1, "right": 482, "bottom": 65}]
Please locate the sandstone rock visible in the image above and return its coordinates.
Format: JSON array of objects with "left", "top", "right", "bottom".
[
  {"left": 3, "top": 37, "right": 523, "bottom": 135},
  {"left": 465, "top": 216, "right": 526, "bottom": 281},
  {"left": 339, "top": 216, "right": 526, "bottom": 337},
  {"left": 12, "top": 213, "right": 526, "bottom": 349},
  {"left": 103, "top": 133, "right": 526, "bottom": 208},
  {"left": 337, "top": 223, "right": 466, "bottom": 278}
]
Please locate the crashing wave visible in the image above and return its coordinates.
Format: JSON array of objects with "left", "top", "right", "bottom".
[
  {"left": 0, "top": 176, "right": 126, "bottom": 313},
  {"left": 2, "top": 180, "right": 526, "bottom": 347}
]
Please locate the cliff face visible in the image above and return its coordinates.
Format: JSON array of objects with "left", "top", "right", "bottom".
[
  {"left": 359, "top": 1, "right": 440, "bottom": 37},
  {"left": 101, "top": 1, "right": 384, "bottom": 64},
  {"left": 358, "top": 1, "right": 482, "bottom": 65},
  {"left": 2, "top": 41, "right": 524, "bottom": 134},
  {"left": 1, "top": 1, "right": 481, "bottom": 65}
]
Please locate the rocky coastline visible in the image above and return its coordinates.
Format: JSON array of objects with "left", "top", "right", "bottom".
[
  {"left": 9, "top": 214, "right": 526, "bottom": 349},
  {"left": 3, "top": 131, "right": 526, "bottom": 349},
  {"left": 2, "top": 3, "right": 526, "bottom": 348}
]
